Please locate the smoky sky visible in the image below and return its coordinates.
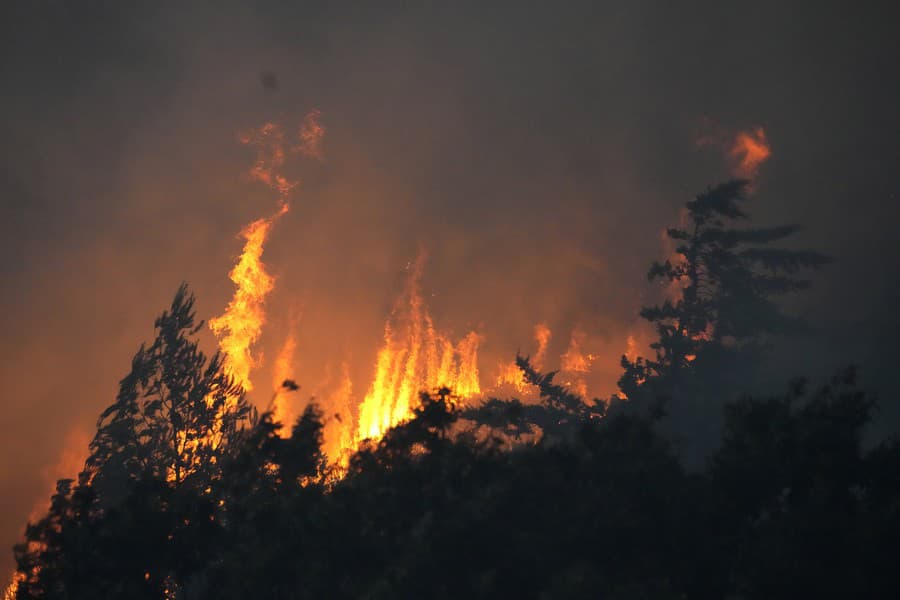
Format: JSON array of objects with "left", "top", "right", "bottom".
[{"left": 2, "top": 0, "right": 899, "bottom": 576}]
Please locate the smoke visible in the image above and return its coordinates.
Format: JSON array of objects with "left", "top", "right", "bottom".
[{"left": 2, "top": 0, "right": 900, "bottom": 578}]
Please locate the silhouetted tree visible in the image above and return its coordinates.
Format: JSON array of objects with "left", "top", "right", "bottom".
[
  {"left": 709, "top": 367, "right": 889, "bottom": 599},
  {"left": 463, "top": 354, "right": 605, "bottom": 443},
  {"left": 11, "top": 275, "right": 900, "bottom": 599},
  {"left": 86, "top": 283, "right": 251, "bottom": 492},
  {"left": 202, "top": 404, "right": 327, "bottom": 599},
  {"left": 12, "top": 285, "right": 254, "bottom": 599},
  {"left": 620, "top": 180, "right": 831, "bottom": 398}
]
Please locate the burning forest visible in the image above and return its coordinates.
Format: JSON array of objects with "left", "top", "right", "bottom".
[
  {"left": 6, "top": 110, "right": 899, "bottom": 600},
  {"left": 4, "top": 3, "right": 900, "bottom": 599}
]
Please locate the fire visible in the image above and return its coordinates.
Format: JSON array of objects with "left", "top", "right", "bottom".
[
  {"left": 624, "top": 334, "right": 638, "bottom": 363},
  {"left": 297, "top": 109, "right": 325, "bottom": 160},
  {"left": 495, "top": 323, "right": 551, "bottom": 392},
  {"left": 211, "top": 110, "right": 322, "bottom": 394},
  {"left": 560, "top": 329, "right": 594, "bottom": 374},
  {"left": 271, "top": 332, "right": 297, "bottom": 435},
  {"left": 323, "top": 363, "right": 355, "bottom": 465},
  {"left": 495, "top": 362, "right": 528, "bottom": 392},
  {"left": 454, "top": 331, "right": 482, "bottom": 397},
  {"left": 209, "top": 205, "right": 287, "bottom": 392},
  {"left": 240, "top": 122, "right": 296, "bottom": 199},
  {"left": 560, "top": 329, "right": 596, "bottom": 398},
  {"left": 730, "top": 127, "right": 771, "bottom": 179},
  {"left": 5, "top": 427, "right": 91, "bottom": 597},
  {"left": 533, "top": 323, "right": 551, "bottom": 366},
  {"left": 695, "top": 120, "right": 772, "bottom": 182},
  {"left": 355, "top": 257, "right": 482, "bottom": 442},
  {"left": 3, "top": 572, "right": 23, "bottom": 600}
]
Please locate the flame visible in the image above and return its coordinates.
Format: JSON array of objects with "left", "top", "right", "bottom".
[
  {"left": 695, "top": 120, "right": 772, "bottom": 182},
  {"left": 624, "top": 334, "right": 638, "bottom": 363},
  {"left": 209, "top": 205, "right": 287, "bottom": 393},
  {"left": 495, "top": 323, "right": 551, "bottom": 392},
  {"left": 6, "top": 427, "right": 90, "bottom": 596},
  {"left": 355, "top": 257, "right": 482, "bottom": 442},
  {"left": 495, "top": 362, "right": 528, "bottom": 392},
  {"left": 271, "top": 332, "right": 297, "bottom": 435},
  {"left": 3, "top": 572, "right": 23, "bottom": 600},
  {"left": 323, "top": 363, "right": 355, "bottom": 466},
  {"left": 560, "top": 329, "right": 596, "bottom": 398},
  {"left": 453, "top": 331, "right": 482, "bottom": 397},
  {"left": 730, "top": 127, "right": 770, "bottom": 179},
  {"left": 211, "top": 110, "right": 323, "bottom": 394},
  {"left": 560, "top": 329, "right": 594, "bottom": 374},
  {"left": 533, "top": 323, "right": 551, "bottom": 367},
  {"left": 297, "top": 109, "right": 325, "bottom": 160},
  {"left": 240, "top": 122, "right": 297, "bottom": 199}
]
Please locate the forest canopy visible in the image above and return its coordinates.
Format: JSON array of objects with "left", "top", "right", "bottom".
[{"left": 8, "top": 181, "right": 897, "bottom": 600}]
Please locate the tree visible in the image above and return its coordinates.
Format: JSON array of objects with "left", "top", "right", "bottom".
[
  {"left": 619, "top": 179, "right": 832, "bottom": 398},
  {"left": 85, "top": 284, "right": 251, "bottom": 492},
  {"left": 12, "top": 285, "right": 254, "bottom": 599},
  {"left": 462, "top": 354, "right": 605, "bottom": 445},
  {"left": 709, "top": 368, "right": 892, "bottom": 599}
]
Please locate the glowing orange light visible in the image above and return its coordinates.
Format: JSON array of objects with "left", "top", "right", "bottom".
[
  {"left": 324, "top": 363, "right": 355, "bottom": 468},
  {"left": 271, "top": 332, "right": 297, "bottom": 436},
  {"left": 355, "top": 256, "right": 482, "bottom": 442},
  {"left": 211, "top": 110, "right": 323, "bottom": 395},
  {"left": 494, "top": 323, "right": 551, "bottom": 392},
  {"left": 297, "top": 109, "right": 325, "bottom": 160},
  {"left": 209, "top": 206, "right": 286, "bottom": 393},
  {"left": 624, "top": 334, "right": 638, "bottom": 363},
  {"left": 730, "top": 127, "right": 771, "bottom": 179},
  {"left": 560, "top": 329, "right": 596, "bottom": 398},
  {"left": 3, "top": 572, "right": 23, "bottom": 600}
]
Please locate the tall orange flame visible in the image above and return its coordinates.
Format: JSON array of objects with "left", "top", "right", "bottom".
[
  {"left": 209, "top": 204, "right": 287, "bottom": 392},
  {"left": 271, "top": 332, "right": 297, "bottom": 434},
  {"left": 323, "top": 363, "right": 355, "bottom": 465},
  {"left": 355, "top": 257, "right": 482, "bottom": 442},
  {"left": 211, "top": 110, "right": 322, "bottom": 395},
  {"left": 533, "top": 323, "right": 551, "bottom": 368}
]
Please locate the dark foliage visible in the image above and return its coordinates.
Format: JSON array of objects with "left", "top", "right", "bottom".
[
  {"left": 10, "top": 194, "right": 897, "bottom": 599},
  {"left": 616, "top": 180, "right": 833, "bottom": 465},
  {"left": 620, "top": 179, "right": 832, "bottom": 398},
  {"left": 14, "top": 354, "right": 898, "bottom": 599}
]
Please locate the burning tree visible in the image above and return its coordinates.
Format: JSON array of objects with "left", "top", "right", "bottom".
[
  {"left": 619, "top": 180, "right": 832, "bottom": 399},
  {"left": 86, "top": 284, "right": 251, "bottom": 491},
  {"left": 10, "top": 284, "right": 900, "bottom": 600},
  {"left": 13, "top": 285, "right": 255, "bottom": 599}
]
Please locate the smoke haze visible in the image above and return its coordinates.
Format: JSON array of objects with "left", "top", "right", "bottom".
[{"left": 2, "top": 0, "right": 899, "bottom": 576}]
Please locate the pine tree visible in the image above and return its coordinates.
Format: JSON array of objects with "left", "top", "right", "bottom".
[{"left": 619, "top": 180, "right": 831, "bottom": 398}]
